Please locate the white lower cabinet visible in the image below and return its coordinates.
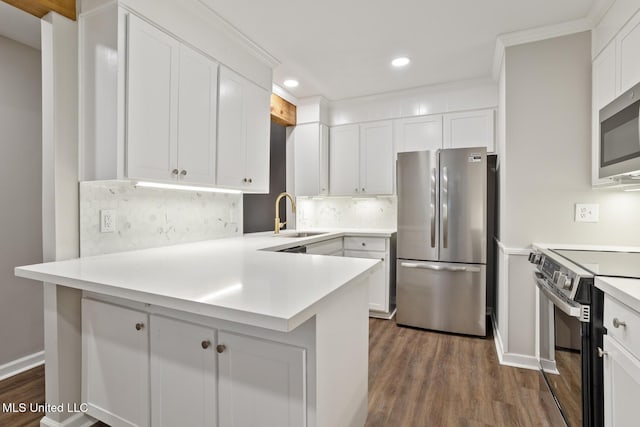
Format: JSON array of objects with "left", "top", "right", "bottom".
[
  {"left": 306, "top": 237, "right": 343, "bottom": 256},
  {"left": 342, "top": 235, "right": 396, "bottom": 318},
  {"left": 218, "top": 331, "right": 306, "bottom": 427},
  {"left": 150, "top": 315, "right": 217, "bottom": 427},
  {"left": 82, "top": 299, "right": 150, "bottom": 427},
  {"left": 603, "top": 335, "right": 640, "bottom": 427},
  {"left": 82, "top": 298, "right": 307, "bottom": 427}
]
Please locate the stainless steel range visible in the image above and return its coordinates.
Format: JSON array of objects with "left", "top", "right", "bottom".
[
  {"left": 529, "top": 248, "right": 601, "bottom": 427},
  {"left": 529, "top": 247, "right": 640, "bottom": 427}
]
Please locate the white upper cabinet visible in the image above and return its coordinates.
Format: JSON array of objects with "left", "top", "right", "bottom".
[
  {"left": 330, "top": 121, "right": 393, "bottom": 196},
  {"left": 617, "top": 9, "right": 640, "bottom": 94},
  {"left": 360, "top": 121, "right": 394, "bottom": 195},
  {"left": 217, "top": 66, "right": 270, "bottom": 193},
  {"left": 443, "top": 109, "right": 495, "bottom": 152},
  {"left": 126, "top": 14, "right": 179, "bottom": 183},
  {"left": 394, "top": 115, "right": 443, "bottom": 153},
  {"left": 294, "top": 123, "right": 329, "bottom": 196},
  {"left": 330, "top": 124, "right": 361, "bottom": 195},
  {"left": 125, "top": 14, "right": 219, "bottom": 186},
  {"left": 176, "top": 45, "right": 219, "bottom": 185},
  {"left": 592, "top": 42, "right": 617, "bottom": 186}
]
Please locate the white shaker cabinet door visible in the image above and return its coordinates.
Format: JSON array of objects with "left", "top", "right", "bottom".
[
  {"left": 176, "top": 45, "right": 218, "bottom": 186},
  {"left": 330, "top": 124, "right": 360, "bottom": 196},
  {"left": 360, "top": 121, "right": 393, "bottom": 195},
  {"left": 217, "top": 67, "right": 247, "bottom": 189},
  {"left": 294, "top": 123, "right": 330, "bottom": 196},
  {"left": 343, "top": 250, "right": 388, "bottom": 312},
  {"left": 126, "top": 14, "right": 179, "bottom": 182},
  {"left": 82, "top": 299, "right": 150, "bottom": 427},
  {"left": 394, "top": 115, "right": 443, "bottom": 153},
  {"left": 150, "top": 315, "right": 217, "bottom": 427},
  {"left": 603, "top": 335, "right": 640, "bottom": 427},
  {"left": 218, "top": 331, "right": 306, "bottom": 427},
  {"left": 443, "top": 109, "right": 495, "bottom": 152},
  {"left": 617, "top": 9, "right": 640, "bottom": 94},
  {"left": 243, "top": 79, "right": 270, "bottom": 193}
]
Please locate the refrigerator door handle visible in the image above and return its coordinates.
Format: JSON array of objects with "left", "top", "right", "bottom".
[
  {"left": 400, "top": 262, "right": 480, "bottom": 273},
  {"left": 442, "top": 166, "right": 448, "bottom": 248},
  {"left": 430, "top": 167, "right": 436, "bottom": 248}
]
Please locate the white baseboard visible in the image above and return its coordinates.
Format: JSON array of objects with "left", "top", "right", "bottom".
[
  {"left": 491, "top": 314, "right": 539, "bottom": 371},
  {"left": 40, "top": 413, "right": 96, "bottom": 427},
  {"left": 0, "top": 351, "right": 45, "bottom": 381}
]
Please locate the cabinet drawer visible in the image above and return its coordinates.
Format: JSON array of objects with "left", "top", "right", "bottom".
[
  {"left": 306, "top": 238, "right": 343, "bottom": 255},
  {"left": 344, "top": 236, "right": 386, "bottom": 252},
  {"left": 605, "top": 295, "right": 640, "bottom": 358},
  {"left": 344, "top": 250, "right": 386, "bottom": 262}
]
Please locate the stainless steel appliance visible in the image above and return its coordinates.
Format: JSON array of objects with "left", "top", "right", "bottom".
[
  {"left": 599, "top": 80, "right": 640, "bottom": 179},
  {"left": 396, "top": 148, "right": 487, "bottom": 336},
  {"left": 530, "top": 248, "right": 640, "bottom": 427}
]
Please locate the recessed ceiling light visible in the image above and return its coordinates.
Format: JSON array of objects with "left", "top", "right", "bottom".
[
  {"left": 391, "top": 57, "right": 411, "bottom": 67},
  {"left": 283, "top": 79, "right": 299, "bottom": 88}
]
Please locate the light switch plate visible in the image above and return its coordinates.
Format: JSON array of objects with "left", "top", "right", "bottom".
[
  {"left": 100, "top": 209, "right": 116, "bottom": 233},
  {"left": 575, "top": 204, "right": 599, "bottom": 223}
]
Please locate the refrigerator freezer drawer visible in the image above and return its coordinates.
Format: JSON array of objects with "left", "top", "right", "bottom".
[{"left": 396, "top": 260, "right": 486, "bottom": 336}]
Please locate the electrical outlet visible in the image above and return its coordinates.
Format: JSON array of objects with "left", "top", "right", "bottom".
[
  {"left": 100, "top": 209, "right": 116, "bottom": 233},
  {"left": 575, "top": 204, "right": 599, "bottom": 223}
]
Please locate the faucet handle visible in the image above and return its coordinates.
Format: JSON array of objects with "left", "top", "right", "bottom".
[{"left": 279, "top": 221, "right": 287, "bottom": 228}]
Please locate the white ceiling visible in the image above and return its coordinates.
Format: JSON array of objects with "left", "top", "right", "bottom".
[{"left": 201, "top": 0, "right": 599, "bottom": 100}]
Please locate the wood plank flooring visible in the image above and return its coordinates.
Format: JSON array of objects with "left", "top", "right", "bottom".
[{"left": 0, "top": 319, "right": 564, "bottom": 427}]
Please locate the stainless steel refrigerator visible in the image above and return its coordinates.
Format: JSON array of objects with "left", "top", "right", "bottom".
[{"left": 396, "top": 148, "right": 487, "bottom": 336}]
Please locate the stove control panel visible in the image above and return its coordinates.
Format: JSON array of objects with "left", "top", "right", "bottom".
[{"left": 529, "top": 251, "right": 578, "bottom": 299}]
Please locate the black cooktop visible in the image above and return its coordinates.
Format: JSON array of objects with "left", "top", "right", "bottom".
[{"left": 553, "top": 249, "right": 640, "bottom": 279}]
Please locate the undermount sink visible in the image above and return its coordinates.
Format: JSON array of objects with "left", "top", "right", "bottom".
[{"left": 274, "top": 231, "right": 328, "bottom": 238}]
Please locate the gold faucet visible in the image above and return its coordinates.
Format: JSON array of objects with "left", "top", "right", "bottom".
[{"left": 274, "top": 192, "right": 296, "bottom": 234}]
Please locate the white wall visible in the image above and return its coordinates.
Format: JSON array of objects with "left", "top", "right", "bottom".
[
  {"left": 0, "top": 35, "right": 43, "bottom": 369},
  {"left": 496, "top": 31, "right": 640, "bottom": 365}
]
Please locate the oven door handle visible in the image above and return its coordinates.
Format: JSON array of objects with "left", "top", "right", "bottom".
[{"left": 533, "top": 273, "right": 582, "bottom": 318}]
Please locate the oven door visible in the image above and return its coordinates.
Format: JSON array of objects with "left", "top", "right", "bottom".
[{"left": 535, "top": 272, "right": 590, "bottom": 427}]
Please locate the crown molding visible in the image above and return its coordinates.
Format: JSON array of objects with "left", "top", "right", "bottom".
[{"left": 197, "top": 0, "right": 280, "bottom": 68}]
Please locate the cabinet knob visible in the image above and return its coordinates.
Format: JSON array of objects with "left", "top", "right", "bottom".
[
  {"left": 243, "top": 178, "right": 248, "bottom": 183},
  {"left": 201, "top": 340, "right": 211, "bottom": 349},
  {"left": 597, "top": 347, "right": 607, "bottom": 358},
  {"left": 613, "top": 318, "right": 627, "bottom": 328},
  {"left": 362, "top": 188, "right": 365, "bottom": 192},
  {"left": 135, "top": 322, "right": 144, "bottom": 331},
  {"left": 171, "top": 169, "right": 179, "bottom": 176},
  {"left": 355, "top": 188, "right": 359, "bottom": 192},
  {"left": 380, "top": 258, "right": 384, "bottom": 261},
  {"left": 216, "top": 344, "right": 226, "bottom": 354},
  {"left": 361, "top": 242, "right": 366, "bottom": 247},
  {"left": 180, "top": 170, "right": 187, "bottom": 176},
  {"left": 248, "top": 178, "right": 253, "bottom": 183}
]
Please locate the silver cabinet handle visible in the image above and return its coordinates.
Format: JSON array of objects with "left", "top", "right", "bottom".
[
  {"left": 248, "top": 178, "right": 252, "bottom": 183},
  {"left": 442, "top": 166, "right": 448, "bottom": 249},
  {"left": 361, "top": 242, "right": 366, "bottom": 247},
  {"left": 430, "top": 167, "right": 436, "bottom": 248},
  {"left": 135, "top": 322, "right": 144, "bottom": 331},
  {"left": 613, "top": 318, "right": 627, "bottom": 328},
  {"left": 171, "top": 169, "right": 179, "bottom": 176},
  {"left": 597, "top": 347, "right": 607, "bottom": 358},
  {"left": 201, "top": 340, "right": 211, "bottom": 349},
  {"left": 216, "top": 344, "right": 226, "bottom": 354},
  {"left": 361, "top": 188, "right": 365, "bottom": 192},
  {"left": 180, "top": 170, "right": 187, "bottom": 176},
  {"left": 354, "top": 188, "right": 359, "bottom": 193},
  {"left": 400, "top": 262, "right": 478, "bottom": 272}
]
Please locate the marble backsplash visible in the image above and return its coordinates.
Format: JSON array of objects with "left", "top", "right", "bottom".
[
  {"left": 80, "top": 181, "right": 242, "bottom": 256},
  {"left": 296, "top": 196, "right": 397, "bottom": 230}
]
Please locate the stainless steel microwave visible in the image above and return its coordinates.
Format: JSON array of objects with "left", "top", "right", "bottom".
[{"left": 599, "top": 81, "right": 640, "bottom": 178}]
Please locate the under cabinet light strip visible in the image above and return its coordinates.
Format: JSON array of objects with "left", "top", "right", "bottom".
[{"left": 135, "top": 181, "right": 242, "bottom": 194}]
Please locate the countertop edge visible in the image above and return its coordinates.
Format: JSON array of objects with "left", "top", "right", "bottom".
[{"left": 595, "top": 276, "right": 640, "bottom": 314}]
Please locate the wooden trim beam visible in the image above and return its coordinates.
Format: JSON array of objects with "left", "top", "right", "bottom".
[
  {"left": 2, "top": 0, "right": 76, "bottom": 21},
  {"left": 270, "top": 93, "right": 296, "bottom": 127}
]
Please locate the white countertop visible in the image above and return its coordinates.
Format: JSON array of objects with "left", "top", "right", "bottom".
[
  {"left": 15, "top": 230, "right": 394, "bottom": 332},
  {"left": 596, "top": 276, "right": 640, "bottom": 313}
]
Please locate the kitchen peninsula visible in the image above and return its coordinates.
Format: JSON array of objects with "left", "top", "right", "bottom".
[{"left": 16, "top": 232, "right": 381, "bottom": 427}]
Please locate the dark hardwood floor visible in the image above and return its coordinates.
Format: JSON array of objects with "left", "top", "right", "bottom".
[{"left": 0, "top": 319, "right": 563, "bottom": 427}]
